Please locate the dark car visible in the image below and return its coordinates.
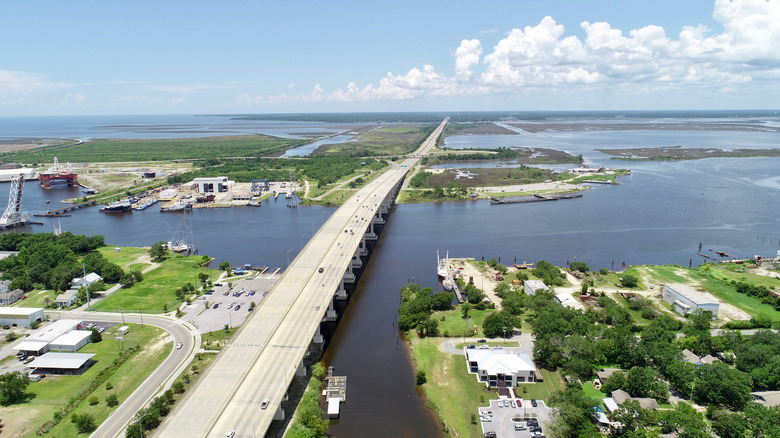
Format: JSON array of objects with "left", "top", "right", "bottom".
[
  {"left": 531, "top": 399, "right": 538, "bottom": 407},
  {"left": 205, "top": 289, "right": 214, "bottom": 295},
  {"left": 477, "top": 339, "right": 487, "bottom": 343},
  {"left": 249, "top": 290, "right": 256, "bottom": 296},
  {"left": 467, "top": 345, "right": 475, "bottom": 349},
  {"left": 213, "top": 303, "right": 219, "bottom": 309},
  {"left": 483, "top": 432, "right": 496, "bottom": 438},
  {"left": 531, "top": 426, "right": 542, "bottom": 433}
]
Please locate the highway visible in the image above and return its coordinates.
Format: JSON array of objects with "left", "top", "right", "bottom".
[
  {"left": 47, "top": 311, "right": 200, "bottom": 438},
  {"left": 157, "top": 117, "right": 447, "bottom": 438}
]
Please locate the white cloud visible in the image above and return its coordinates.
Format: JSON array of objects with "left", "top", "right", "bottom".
[
  {"left": 0, "top": 70, "right": 72, "bottom": 105},
  {"left": 147, "top": 84, "right": 238, "bottom": 94},
  {"left": 455, "top": 39, "right": 482, "bottom": 81}
]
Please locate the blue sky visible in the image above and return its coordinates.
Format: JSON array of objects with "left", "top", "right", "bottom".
[{"left": 1, "top": 0, "right": 778, "bottom": 115}]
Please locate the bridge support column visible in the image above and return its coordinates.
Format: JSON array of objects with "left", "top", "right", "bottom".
[
  {"left": 358, "top": 238, "right": 368, "bottom": 256},
  {"left": 335, "top": 280, "right": 348, "bottom": 300},
  {"left": 274, "top": 405, "right": 285, "bottom": 421},
  {"left": 313, "top": 325, "right": 324, "bottom": 344},
  {"left": 325, "top": 297, "right": 337, "bottom": 321},
  {"left": 296, "top": 359, "right": 306, "bottom": 377},
  {"left": 351, "top": 249, "right": 362, "bottom": 268},
  {"left": 365, "top": 222, "right": 377, "bottom": 240},
  {"left": 372, "top": 210, "right": 385, "bottom": 225}
]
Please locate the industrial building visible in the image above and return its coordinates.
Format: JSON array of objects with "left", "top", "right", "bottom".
[
  {"left": 27, "top": 352, "right": 96, "bottom": 375},
  {"left": 191, "top": 177, "right": 234, "bottom": 193},
  {"left": 524, "top": 280, "right": 548, "bottom": 295},
  {"left": 662, "top": 283, "right": 720, "bottom": 316},
  {"left": 14, "top": 319, "right": 82, "bottom": 356},
  {"left": 49, "top": 330, "right": 92, "bottom": 352},
  {"left": 555, "top": 293, "right": 586, "bottom": 311},
  {"left": 466, "top": 349, "right": 537, "bottom": 388},
  {"left": 0, "top": 307, "right": 44, "bottom": 328}
]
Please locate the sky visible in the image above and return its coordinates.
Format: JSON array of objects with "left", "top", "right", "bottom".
[{"left": 1, "top": 0, "right": 778, "bottom": 116}]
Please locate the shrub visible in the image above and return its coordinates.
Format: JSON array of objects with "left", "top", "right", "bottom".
[
  {"left": 416, "top": 370, "right": 427, "bottom": 385},
  {"left": 106, "top": 393, "right": 119, "bottom": 407}
]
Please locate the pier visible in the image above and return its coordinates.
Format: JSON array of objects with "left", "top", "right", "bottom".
[
  {"left": 35, "top": 200, "right": 97, "bottom": 216},
  {"left": 490, "top": 192, "right": 583, "bottom": 205},
  {"left": 325, "top": 366, "right": 347, "bottom": 419}
]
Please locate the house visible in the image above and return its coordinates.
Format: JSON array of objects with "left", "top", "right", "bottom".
[
  {"left": 466, "top": 349, "right": 537, "bottom": 388},
  {"left": 662, "top": 283, "right": 719, "bottom": 317},
  {"left": 0, "top": 307, "right": 45, "bottom": 328},
  {"left": 596, "top": 368, "right": 622, "bottom": 385},
  {"left": 609, "top": 389, "right": 659, "bottom": 411},
  {"left": 681, "top": 349, "right": 720, "bottom": 367},
  {"left": 54, "top": 290, "right": 79, "bottom": 308},
  {"left": 0, "top": 289, "right": 24, "bottom": 305},
  {"left": 71, "top": 273, "right": 102, "bottom": 288},
  {"left": 0, "top": 280, "right": 11, "bottom": 293},
  {"left": 751, "top": 391, "right": 780, "bottom": 407},
  {"left": 524, "top": 280, "right": 547, "bottom": 296},
  {"left": 555, "top": 293, "right": 586, "bottom": 311}
]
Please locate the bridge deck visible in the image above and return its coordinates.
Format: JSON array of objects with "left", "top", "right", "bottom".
[{"left": 156, "top": 118, "right": 446, "bottom": 438}]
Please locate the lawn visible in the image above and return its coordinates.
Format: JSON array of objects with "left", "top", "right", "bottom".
[
  {"left": 514, "top": 369, "right": 565, "bottom": 401},
  {"left": 97, "top": 246, "right": 151, "bottom": 267},
  {"left": 435, "top": 308, "right": 495, "bottom": 338},
  {"left": 582, "top": 381, "right": 608, "bottom": 409},
  {"left": 12, "top": 289, "right": 57, "bottom": 309},
  {"left": 692, "top": 273, "right": 780, "bottom": 321},
  {"left": 636, "top": 265, "right": 690, "bottom": 285},
  {"left": 201, "top": 327, "right": 239, "bottom": 349},
  {"left": 11, "top": 324, "right": 168, "bottom": 438},
  {"left": 92, "top": 254, "right": 209, "bottom": 313}
]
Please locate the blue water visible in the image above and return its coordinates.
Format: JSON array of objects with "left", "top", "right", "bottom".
[{"left": 282, "top": 133, "right": 357, "bottom": 157}]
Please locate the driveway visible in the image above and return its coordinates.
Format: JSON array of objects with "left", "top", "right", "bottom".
[{"left": 441, "top": 331, "right": 536, "bottom": 356}]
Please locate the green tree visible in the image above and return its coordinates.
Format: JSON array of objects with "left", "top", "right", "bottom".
[
  {"left": 501, "top": 291, "right": 525, "bottom": 315},
  {"left": 620, "top": 274, "right": 638, "bottom": 288},
  {"left": 461, "top": 302, "right": 471, "bottom": 319},
  {"left": 464, "top": 284, "right": 484, "bottom": 304},
  {"left": 149, "top": 241, "right": 168, "bottom": 261},
  {"left": 71, "top": 412, "right": 97, "bottom": 433},
  {"left": 694, "top": 361, "right": 752, "bottom": 410},
  {"left": 0, "top": 371, "right": 31, "bottom": 406},
  {"left": 431, "top": 291, "right": 453, "bottom": 311},
  {"left": 106, "top": 393, "right": 119, "bottom": 407},
  {"left": 219, "top": 260, "right": 230, "bottom": 271},
  {"left": 482, "top": 311, "right": 516, "bottom": 338},
  {"left": 548, "top": 387, "right": 601, "bottom": 438},
  {"left": 416, "top": 370, "right": 427, "bottom": 385},
  {"left": 90, "top": 327, "right": 102, "bottom": 343},
  {"left": 569, "top": 261, "right": 589, "bottom": 273},
  {"left": 120, "top": 272, "right": 135, "bottom": 288}
]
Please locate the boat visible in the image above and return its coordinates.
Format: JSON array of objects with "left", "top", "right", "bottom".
[
  {"left": 100, "top": 200, "right": 132, "bottom": 214},
  {"left": 82, "top": 186, "right": 97, "bottom": 195},
  {"left": 248, "top": 198, "right": 261, "bottom": 207},
  {"left": 442, "top": 277, "right": 454, "bottom": 291},
  {"left": 285, "top": 192, "right": 292, "bottom": 199},
  {"left": 436, "top": 250, "right": 448, "bottom": 279},
  {"left": 196, "top": 193, "right": 215, "bottom": 203},
  {"left": 167, "top": 240, "right": 191, "bottom": 253},
  {"left": 133, "top": 197, "right": 158, "bottom": 211},
  {"left": 161, "top": 200, "right": 192, "bottom": 212}
]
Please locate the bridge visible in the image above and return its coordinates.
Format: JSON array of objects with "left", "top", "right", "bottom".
[{"left": 156, "top": 118, "right": 447, "bottom": 438}]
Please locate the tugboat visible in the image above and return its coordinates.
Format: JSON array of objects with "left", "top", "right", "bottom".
[
  {"left": 436, "top": 250, "right": 448, "bottom": 279},
  {"left": 100, "top": 200, "right": 132, "bottom": 214}
]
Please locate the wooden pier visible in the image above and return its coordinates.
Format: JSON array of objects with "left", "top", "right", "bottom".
[
  {"left": 325, "top": 367, "right": 347, "bottom": 419},
  {"left": 490, "top": 192, "right": 583, "bottom": 205},
  {"left": 36, "top": 200, "right": 97, "bottom": 216}
]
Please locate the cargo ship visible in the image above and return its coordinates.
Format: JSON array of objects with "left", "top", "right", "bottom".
[{"left": 100, "top": 200, "right": 132, "bottom": 214}]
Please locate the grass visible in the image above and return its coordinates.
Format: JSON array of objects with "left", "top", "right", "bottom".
[
  {"left": 691, "top": 272, "right": 780, "bottom": 321},
  {"left": 92, "top": 254, "right": 211, "bottom": 313},
  {"left": 435, "top": 308, "right": 494, "bottom": 338},
  {"left": 514, "top": 370, "right": 565, "bottom": 401},
  {"left": 11, "top": 289, "right": 57, "bottom": 308},
  {"left": 636, "top": 265, "right": 690, "bottom": 285},
  {"left": 13, "top": 324, "right": 167, "bottom": 438},
  {"left": 582, "top": 382, "right": 608, "bottom": 409},
  {"left": 201, "top": 327, "right": 239, "bottom": 349},
  {"left": 97, "top": 246, "right": 150, "bottom": 267},
  {"left": 2, "top": 135, "right": 306, "bottom": 163},
  {"left": 316, "top": 124, "right": 435, "bottom": 156}
]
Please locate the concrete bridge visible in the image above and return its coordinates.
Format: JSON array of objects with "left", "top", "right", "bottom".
[{"left": 156, "top": 118, "right": 447, "bottom": 438}]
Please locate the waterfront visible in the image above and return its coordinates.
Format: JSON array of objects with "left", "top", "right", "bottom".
[{"left": 2, "top": 115, "right": 780, "bottom": 437}]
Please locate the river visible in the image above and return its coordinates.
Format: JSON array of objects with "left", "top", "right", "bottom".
[{"left": 1, "top": 114, "right": 780, "bottom": 437}]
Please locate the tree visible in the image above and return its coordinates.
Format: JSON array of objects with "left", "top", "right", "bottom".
[
  {"left": 431, "top": 292, "right": 453, "bottom": 310},
  {"left": 694, "top": 361, "right": 752, "bottom": 410},
  {"left": 120, "top": 272, "right": 135, "bottom": 288},
  {"left": 620, "top": 274, "right": 638, "bottom": 288},
  {"left": 548, "top": 387, "right": 601, "bottom": 438},
  {"left": 501, "top": 291, "right": 525, "bottom": 315},
  {"left": 416, "top": 370, "right": 427, "bottom": 385},
  {"left": 106, "top": 393, "right": 119, "bottom": 407},
  {"left": 461, "top": 302, "right": 471, "bottom": 319},
  {"left": 149, "top": 241, "right": 168, "bottom": 262},
  {"left": 482, "top": 311, "right": 517, "bottom": 338},
  {"left": 90, "top": 327, "right": 102, "bottom": 343},
  {"left": 608, "top": 399, "right": 656, "bottom": 436},
  {"left": 219, "top": 260, "right": 230, "bottom": 271},
  {"left": 569, "top": 261, "right": 589, "bottom": 273},
  {"left": 71, "top": 412, "right": 97, "bottom": 433},
  {"left": 0, "top": 371, "right": 31, "bottom": 406},
  {"left": 464, "top": 284, "right": 484, "bottom": 304}
]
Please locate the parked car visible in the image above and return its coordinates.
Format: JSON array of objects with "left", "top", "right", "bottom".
[
  {"left": 227, "top": 303, "right": 233, "bottom": 309},
  {"left": 213, "top": 303, "right": 219, "bottom": 309},
  {"left": 226, "top": 431, "right": 235, "bottom": 438},
  {"left": 511, "top": 400, "right": 517, "bottom": 408},
  {"left": 477, "top": 339, "right": 487, "bottom": 343},
  {"left": 515, "top": 424, "right": 526, "bottom": 431},
  {"left": 234, "top": 305, "right": 241, "bottom": 311},
  {"left": 531, "top": 399, "right": 538, "bottom": 407},
  {"left": 249, "top": 290, "right": 255, "bottom": 296},
  {"left": 467, "top": 345, "right": 475, "bottom": 349}
]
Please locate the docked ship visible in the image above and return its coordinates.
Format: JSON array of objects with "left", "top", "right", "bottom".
[
  {"left": 161, "top": 200, "right": 192, "bottom": 212},
  {"left": 100, "top": 200, "right": 132, "bottom": 214},
  {"left": 82, "top": 186, "right": 97, "bottom": 195},
  {"left": 196, "top": 193, "right": 215, "bottom": 203},
  {"left": 39, "top": 158, "right": 78, "bottom": 189},
  {"left": 133, "top": 197, "right": 158, "bottom": 211},
  {"left": 436, "top": 250, "right": 448, "bottom": 279}
]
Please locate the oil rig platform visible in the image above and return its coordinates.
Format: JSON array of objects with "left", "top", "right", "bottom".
[{"left": 39, "top": 157, "right": 78, "bottom": 189}]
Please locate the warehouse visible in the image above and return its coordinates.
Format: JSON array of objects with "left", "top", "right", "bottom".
[
  {"left": 0, "top": 307, "right": 44, "bottom": 328},
  {"left": 49, "top": 330, "right": 92, "bottom": 352},
  {"left": 14, "top": 319, "right": 83, "bottom": 356},
  {"left": 524, "top": 280, "right": 548, "bottom": 296},
  {"left": 662, "top": 283, "right": 719, "bottom": 316},
  {"left": 27, "top": 352, "right": 96, "bottom": 375}
]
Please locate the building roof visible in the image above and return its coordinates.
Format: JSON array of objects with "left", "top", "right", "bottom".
[
  {"left": 681, "top": 349, "right": 700, "bottom": 364},
  {"left": 50, "top": 330, "right": 92, "bottom": 347},
  {"left": 635, "top": 398, "right": 659, "bottom": 410},
  {"left": 27, "top": 319, "right": 81, "bottom": 343},
  {"left": 72, "top": 272, "right": 102, "bottom": 285},
  {"left": 14, "top": 340, "right": 49, "bottom": 352},
  {"left": 28, "top": 352, "right": 95, "bottom": 369},
  {"left": 524, "top": 280, "right": 547, "bottom": 290},
  {"left": 665, "top": 283, "right": 718, "bottom": 306},
  {"left": 699, "top": 354, "right": 719, "bottom": 365},
  {"left": 467, "top": 350, "right": 536, "bottom": 375},
  {"left": 611, "top": 389, "right": 631, "bottom": 404},
  {"left": 55, "top": 290, "right": 78, "bottom": 303},
  {"left": 596, "top": 368, "right": 622, "bottom": 382},
  {"left": 751, "top": 391, "right": 780, "bottom": 407},
  {"left": 0, "top": 307, "right": 43, "bottom": 317},
  {"left": 603, "top": 397, "right": 620, "bottom": 412},
  {"left": 610, "top": 389, "right": 659, "bottom": 410},
  {"left": 555, "top": 293, "right": 586, "bottom": 311}
]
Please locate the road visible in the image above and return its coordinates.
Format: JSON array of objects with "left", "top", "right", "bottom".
[
  {"left": 157, "top": 118, "right": 447, "bottom": 438},
  {"left": 46, "top": 311, "right": 200, "bottom": 438}
]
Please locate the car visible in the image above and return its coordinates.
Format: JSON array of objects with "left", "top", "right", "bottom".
[
  {"left": 260, "top": 399, "right": 270, "bottom": 409},
  {"left": 478, "top": 339, "right": 487, "bottom": 343},
  {"left": 483, "top": 432, "right": 496, "bottom": 438},
  {"left": 467, "top": 345, "right": 475, "bottom": 349},
  {"left": 234, "top": 305, "right": 241, "bottom": 311},
  {"left": 226, "top": 431, "right": 235, "bottom": 438},
  {"left": 531, "top": 399, "right": 538, "bottom": 407},
  {"left": 498, "top": 400, "right": 504, "bottom": 407},
  {"left": 511, "top": 400, "right": 517, "bottom": 408},
  {"left": 515, "top": 424, "right": 526, "bottom": 431},
  {"left": 517, "top": 400, "right": 522, "bottom": 407},
  {"left": 227, "top": 303, "right": 233, "bottom": 309},
  {"left": 527, "top": 420, "right": 538, "bottom": 426},
  {"left": 213, "top": 303, "right": 219, "bottom": 309},
  {"left": 223, "top": 291, "right": 229, "bottom": 296},
  {"left": 98, "top": 327, "right": 105, "bottom": 333},
  {"left": 87, "top": 322, "right": 95, "bottom": 328},
  {"left": 249, "top": 290, "right": 255, "bottom": 296},
  {"left": 479, "top": 345, "right": 489, "bottom": 349},
  {"left": 205, "top": 289, "right": 214, "bottom": 295},
  {"left": 531, "top": 426, "right": 542, "bottom": 433},
  {"left": 176, "top": 342, "right": 183, "bottom": 350}
]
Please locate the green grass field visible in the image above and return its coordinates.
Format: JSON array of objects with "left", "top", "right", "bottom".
[
  {"left": 435, "top": 308, "right": 494, "bottom": 338},
  {"left": 12, "top": 324, "right": 168, "bottom": 438},
  {"left": 93, "top": 254, "right": 210, "bottom": 313},
  {"left": 11, "top": 289, "right": 58, "bottom": 309},
  {"left": 97, "top": 246, "right": 150, "bottom": 267}
]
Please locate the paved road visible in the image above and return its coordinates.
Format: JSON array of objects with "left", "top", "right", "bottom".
[
  {"left": 157, "top": 118, "right": 448, "bottom": 438},
  {"left": 45, "top": 311, "right": 200, "bottom": 438}
]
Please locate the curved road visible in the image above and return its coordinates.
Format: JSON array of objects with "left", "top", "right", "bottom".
[{"left": 47, "top": 311, "right": 200, "bottom": 438}]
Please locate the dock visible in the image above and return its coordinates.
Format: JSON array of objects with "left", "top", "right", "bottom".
[
  {"left": 490, "top": 192, "right": 583, "bottom": 205},
  {"left": 325, "top": 367, "right": 347, "bottom": 419},
  {"left": 36, "top": 200, "right": 97, "bottom": 216},
  {"left": 451, "top": 276, "right": 464, "bottom": 303}
]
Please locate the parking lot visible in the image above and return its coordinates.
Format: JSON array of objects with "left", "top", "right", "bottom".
[
  {"left": 182, "top": 273, "right": 279, "bottom": 333},
  {"left": 480, "top": 398, "right": 550, "bottom": 438}
]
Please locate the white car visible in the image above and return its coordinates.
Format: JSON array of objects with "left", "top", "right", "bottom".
[
  {"left": 176, "top": 342, "right": 183, "bottom": 350},
  {"left": 260, "top": 398, "right": 270, "bottom": 409},
  {"left": 511, "top": 400, "right": 517, "bottom": 408}
]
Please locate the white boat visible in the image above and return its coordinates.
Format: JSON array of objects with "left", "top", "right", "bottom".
[
  {"left": 442, "top": 277, "right": 454, "bottom": 291},
  {"left": 437, "top": 250, "right": 448, "bottom": 279},
  {"left": 168, "top": 240, "right": 191, "bottom": 253},
  {"left": 161, "top": 199, "right": 192, "bottom": 212}
]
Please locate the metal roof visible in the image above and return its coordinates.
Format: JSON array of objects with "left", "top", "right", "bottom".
[{"left": 28, "top": 352, "right": 95, "bottom": 369}]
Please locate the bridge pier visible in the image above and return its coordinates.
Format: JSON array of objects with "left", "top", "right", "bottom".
[
  {"left": 364, "top": 221, "right": 377, "bottom": 240},
  {"left": 358, "top": 238, "right": 368, "bottom": 256},
  {"left": 313, "top": 326, "right": 324, "bottom": 344},
  {"left": 372, "top": 210, "right": 385, "bottom": 225},
  {"left": 351, "top": 250, "right": 362, "bottom": 268},
  {"left": 274, "top": 405, "right": 285, "bottom": 421},
  {"left": 296, "top": 359, "right": 306, "bottom": 377},
  {"left": 335, "top": 280, "right": 348, "bottom": 300},
  {"left": 324, "top": 298, "right": 337, "bottom": 321}
]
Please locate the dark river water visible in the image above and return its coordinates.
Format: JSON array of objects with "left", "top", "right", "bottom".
[{"left": 3, "top": 122, "right": 780, "bottom": 437}]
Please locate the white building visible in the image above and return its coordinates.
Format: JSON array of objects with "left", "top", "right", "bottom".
[
  {"left": 192, "top": 177, "right": 234, "bottom": 193},
  {"left": 49, "top": 330, "right": 92, "bottom": 352},
  {"left": 555, "top": 293, "right": 586, "bottom": 311},
  {"left": 0, "top": 307, "right": 45, "bottom": 328},
  {"left": 524, "top": 280, "right": 548, "bottom": 295},
  {"left": 54, "top": 290, "right": 79, "bottom": 308},
  {"left": 71, "top": 272, "right": 102, "bottom": 288},
  {"left": 14, "top": 319, "right": 83, "bottom": 356},
  {"left": 662, "top": 283, "right": 719, "bottom": 316},
  {"left": 466, "top": 349, "right": 537, "bottom": 387},
  {"left": 159, "top": 188, "right": 178, "bottom": 200},
  {"left": 27, "top": 352, "right": 96, "bottom": 375}
]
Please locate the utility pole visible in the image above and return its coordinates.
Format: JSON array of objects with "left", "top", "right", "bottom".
[{"left": 83, "top": 263, "right": 91, "bottom": 311}]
